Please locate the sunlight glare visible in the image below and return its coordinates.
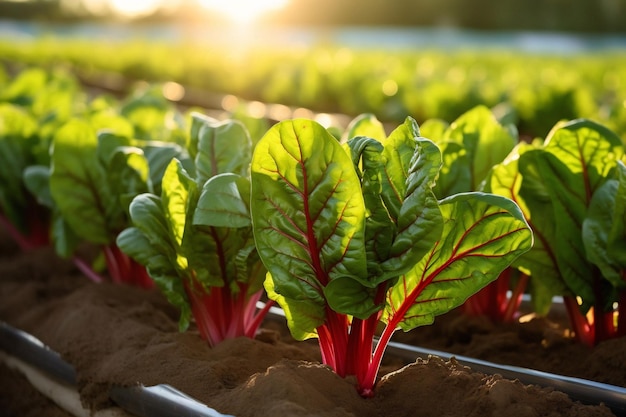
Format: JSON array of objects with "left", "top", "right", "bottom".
[
  {"left": 109, "top": 0, "right": 162, "bottom": 18},
  {"left": 198, "top": 0, "right": 289, "bottom": 24}
]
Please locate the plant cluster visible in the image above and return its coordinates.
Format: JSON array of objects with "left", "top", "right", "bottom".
[
  {"left": 1, "top": 64, "right": 624, "bottom": 398},
  {"left": 1, "top": 38, "right": 625, "bottom": 141}
]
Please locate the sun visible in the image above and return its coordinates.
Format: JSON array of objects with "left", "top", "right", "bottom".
[{"left": 197, "top": 0, "right": 289, "bottom": 24}]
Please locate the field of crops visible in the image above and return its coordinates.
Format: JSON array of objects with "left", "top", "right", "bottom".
[{"left": 1, "top": 35, "right": 625, "bottom": 141}]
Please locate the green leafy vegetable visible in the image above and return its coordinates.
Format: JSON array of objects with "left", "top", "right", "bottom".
[
  {"left": 117, "top": 114, "right": 272, "bottom": 345},
  {"left": 487, "top": 119, "right": 625, "bottom": 345},
  {"left": 250, "top": 118, "right": 532, "bottom": 396}
]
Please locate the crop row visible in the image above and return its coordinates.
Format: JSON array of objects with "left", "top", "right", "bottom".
[
  {"left": 1, "top": 36, "right": 625, "bottom": 141},
  {"left": 0, "top": 65, "right": 624, "bottom": 397}
]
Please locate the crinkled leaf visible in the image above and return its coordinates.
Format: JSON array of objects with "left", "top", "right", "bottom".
[
  {"left": 383, "top": 192, "right": 532, "bottom": 330},
  {"left": 252, "top": 119, "right": 368, "bottom": 339},
  {"left": 379, "top": 134, "right": 444, "bottom": 282},
  {"left": 345, "top": 136, "right": 393, "bottom": 278},
  {"left": 379, "top": 117, "right": 421, "bottom": 220}
]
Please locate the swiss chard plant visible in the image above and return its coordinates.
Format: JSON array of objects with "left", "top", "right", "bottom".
[
  {"left": 0, "top": 68, "right": 83, "bottom": 250},
  {"left": 483, "top": 119, "right": 626, "bottom": 346},
  {"left": 249, "top": 118, "right": 532, "bottom": 396},
  {"left": 47, "top": 110, "right": 187, "bottom": 287},
  {"left": 117, "top": 114, "right": 272, "bottom": 346}
]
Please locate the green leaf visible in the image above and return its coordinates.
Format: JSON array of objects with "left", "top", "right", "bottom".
[
  {"left": 431, "top": 141, "right": 471, "bottom": 198},
  {"left": 379, "top": 117, "right": 422, "bottom": 220},
  {"left": 345, "top": 136, "right": 393, "bottom": 277},
  {"left": 125, "top": 193, "right": 178, "bottom": 268},
  {"left": 142, "top": 143, "right": 190, "bottom": 195},
  {"left": 485, "top": 143, "right": 565, "bottom": 314},
  {"left": 50, "top": 213, "right": 80, "bottom": 258},
  {"left": 23, "top": 165, "right": 53, "bottom": 209},
  {"left": 251, "top": 119, "right": 368, "bottom": 338},
  {"left": 194, "top": 173, "right": 251, "bottom": 228},
  {"left": 161, "top": 159, "right": 196, "bottom": 270},
  {"left": 443, "top": 105, "right": 518, "bottom": 190},
  {"left": 379, "top": 136, "right": 444, "bottom": 281},
  {"left": 523, "top": 119, "right": 624, "bottom": 310},
  {"left": 384, "top": 192, "right": 532, "bottom": 330},
  {"left": 116, "top": 222, "right": 190, "bottom": 331},
  {"left": 49, "top": 120, "right": 116, "bottom": 245},
  {"left": 341, "top": 113, "right": 386, "bottom": 143},
  {"left": 419, "top": 118, "right": 449, "bottom": 142},
  {"left": 583, "top": 161, "right": 626, "bottom": 288},
  {"left": 0, "top": 104, "right": 37, "bottom": 229},
  {"left": 193, "top": 117, "right": 252, "bottom": 184}
]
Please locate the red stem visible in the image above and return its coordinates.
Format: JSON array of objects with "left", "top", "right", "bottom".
[
  {"left": 503, "top": 272, "right": 529, "bottom": 322},
  {"left": 244, "top": 295, "right": 275, "bottom": 338},
  {"left": 71, "top": 256, "right": 104, "bottom": 283},
  {"left": 361, "top": 321, "right": 395, "bottom": 397},
  {"left": 184, "top": 279, "right": 273, "bottom": 347},
  {"left": 563, "top": 296, "right": 594, "bottom": 347},
  {"left": 102, "top": 244, "right": 124, "bottom": 284}
]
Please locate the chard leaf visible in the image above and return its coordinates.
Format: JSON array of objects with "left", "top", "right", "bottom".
[
  {"left": 143, "top": 143, "right": 190, "bottom": 195},
  {"left": 123, "top": 193, "right": 178, "bottom": 268},
  {"left": 523, "top": 119, "right": 624, "bottom": 310},
  {"left": 583, "top": 161, "right": 626, "bottom": 288},
  {"left": 345, "top": 136, "right": 393, "bottom": 277},
  {"left": 485, "top": 143, "right": 565, "bottom": 314},
  {"left": 442, "top": 105, "right": 517, "bottom": 190},
  {"left": 608, "top": 162, "right": 626, "bottom": 265},
  {"left": 51, "top": 214, "right": 80, "bottom": 258},
  {"left": 23, "top": 165, "right": 53, "bottom": 209},
  {"left": 251, "top": 119, "right": 368, "bottom": 339},
  {"left": 419, "top": 118, "right": 449, "bottom": 142},
  {"left": 379, "top": 128, "right": 444, "bottom": 282},
  {"left": 384, "top": 192, "right": 532, "bottom": 330},
  {"left": 116, "top": 194, "right": 190, "bottom": 330},
  {"left": 192, "top": 116, "right": 252, "bottom": 184},
  {"left": 0, "top": 104, "right": 37, "bottom": 229},
  {"left": 342, "top": 113, "right": 386, "bottom": 143},
  {"left": 49, "top": 121, "right": 116, "bottom": 245},
  {"left": 161, "top": 159, "right": 196, "bottom": 270},
  {"left": 194, "top": 173, "right": 251, "bottom": 228},
  {"left": 431, "top": 141, "right": 470, "bottom": 198},
  {"left": 379, "top": 117, "right": 420, "bottom": 220}
]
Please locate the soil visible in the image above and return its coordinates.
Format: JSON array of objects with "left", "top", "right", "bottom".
[{"left": 0, "top": 229, "right": 621, "bottom": 417}]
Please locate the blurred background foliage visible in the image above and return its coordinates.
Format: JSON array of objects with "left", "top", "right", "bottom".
[{"left": 1, "top": 0, "right": 625, "bottom": 33}]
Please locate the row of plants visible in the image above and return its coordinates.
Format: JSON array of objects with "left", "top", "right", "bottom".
[
  {"left": 0, "top": 36, "right": 625, "bottom": 141},
  {"left": 1, "top": 65, "right": 624, "bottom": 400}
]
